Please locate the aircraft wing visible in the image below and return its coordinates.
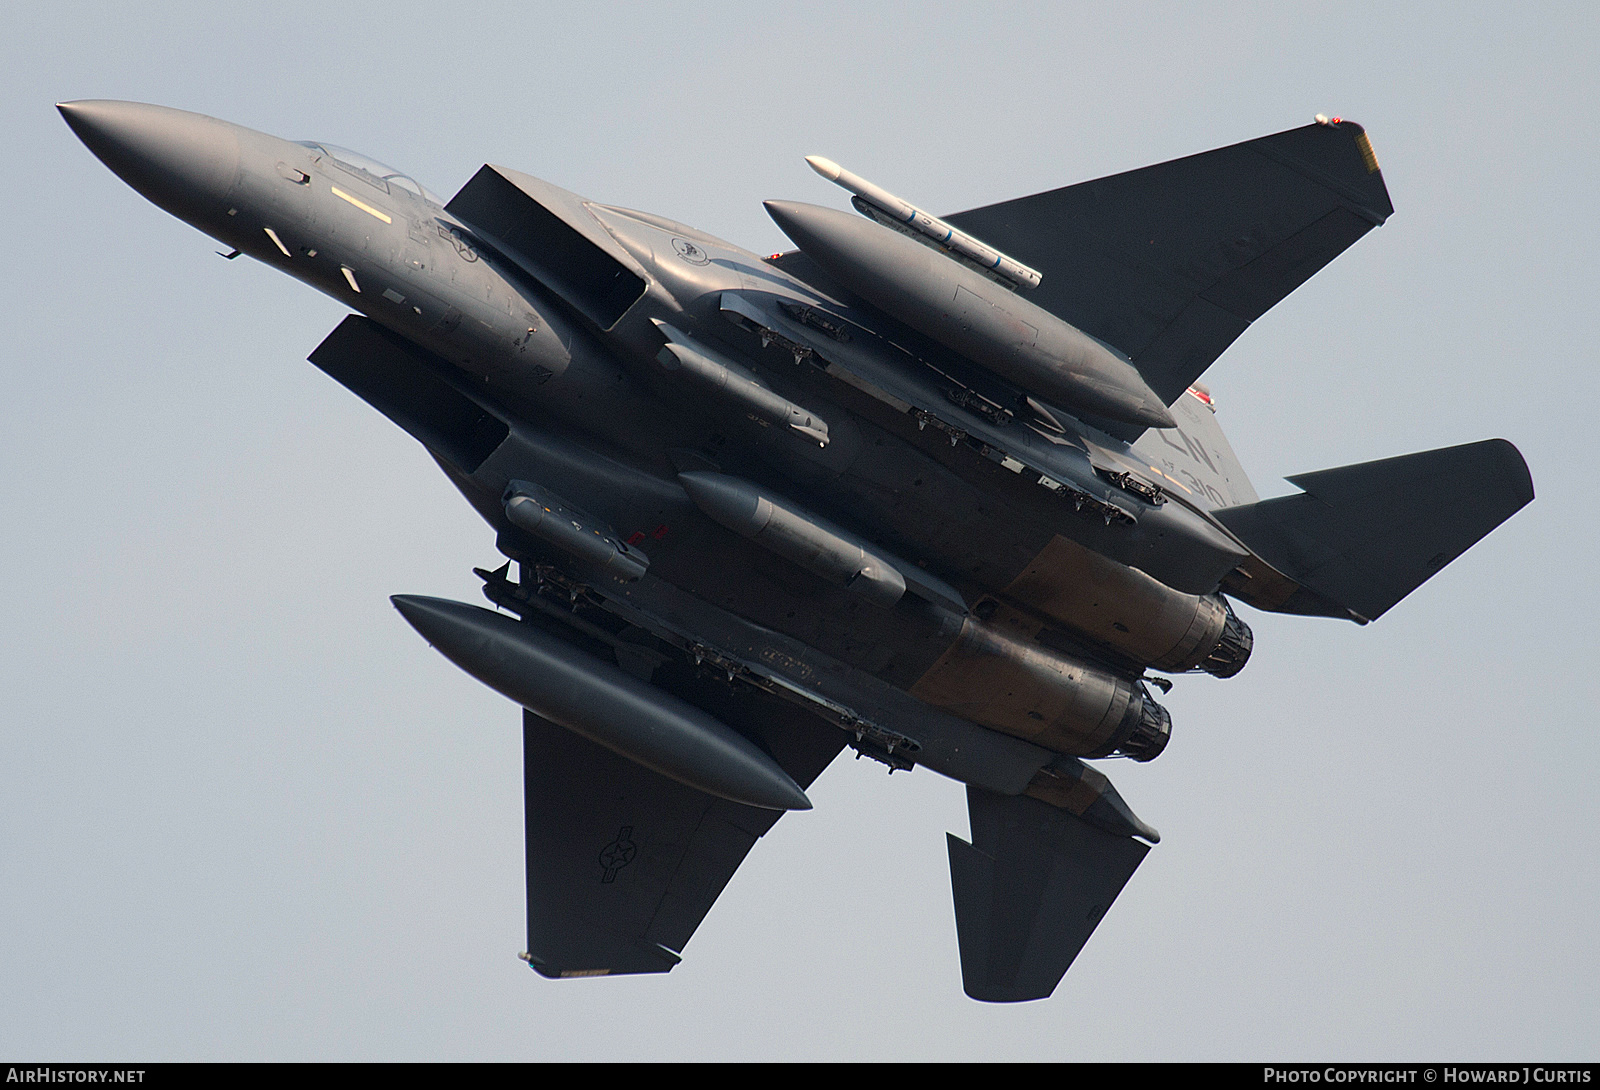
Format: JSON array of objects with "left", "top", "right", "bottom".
[
  {"left": 943, "top": 120, "right": 1394, "bottom": 404},
  {"left": 520, "top": 667, "right": 844, "bottom": 978}
]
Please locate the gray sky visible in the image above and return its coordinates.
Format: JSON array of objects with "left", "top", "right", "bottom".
[{"left": 2, "top": 1, "right": 1595, "bottom": 1060}]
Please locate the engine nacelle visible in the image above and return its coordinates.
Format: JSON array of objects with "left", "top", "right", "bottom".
[
  {"left": 998, "top": 534, "right": 1254, "bottom": 678},
  {"left": 1199, "top": 603, "right": 1253, "bottom": 679},
  {"left": 910, "top": 616, "right": 1172, "bottom": 761}
]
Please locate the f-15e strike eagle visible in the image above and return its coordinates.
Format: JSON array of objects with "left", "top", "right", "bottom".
[{"left": 62, "top": 100, "right": 1532, "bottom": 1001}]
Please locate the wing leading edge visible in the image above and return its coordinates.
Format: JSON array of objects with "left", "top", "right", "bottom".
[{"left": 943, "top": 120, "right": 1394, "bottom": 404}]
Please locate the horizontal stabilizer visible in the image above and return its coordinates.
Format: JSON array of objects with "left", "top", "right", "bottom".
[
  {"left": 1216, "top": 439, "right": 1533, "bottom": 622},
  {"left": 948, "top": 787, "right": 1149, "bottom": 1003}
]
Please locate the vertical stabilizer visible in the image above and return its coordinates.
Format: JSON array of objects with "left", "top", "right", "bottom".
[{"left": 948, "top": 787, "right": 1149, "bottom": 1002}]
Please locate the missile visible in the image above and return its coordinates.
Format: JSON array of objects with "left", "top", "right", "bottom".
[
  {"left": 654, "top": 334, "right": 830, "bottom": 446},
  {"left": 503, "top": 480, "right": 649, "bottom": 581},
  {"left": 677, "top": 471, "right": 907, "bottom": 607},
  {"left": 804, "top": 156, "right": 1043, "bottom": 291},
  {"left": 391, "top": 595, "right": 812, "bottom": 811},
  {"left": 764, "top": 200, "right": 1176, "bottom": 430}
]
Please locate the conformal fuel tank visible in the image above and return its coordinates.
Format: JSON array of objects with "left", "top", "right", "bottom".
[{"left": 764, "top": 200, "right": 1175, "bottom": 430}]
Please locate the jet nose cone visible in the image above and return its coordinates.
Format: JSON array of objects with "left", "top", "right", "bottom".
[{"left": 58, "top": 100, "right": 240, "bottom": 218}]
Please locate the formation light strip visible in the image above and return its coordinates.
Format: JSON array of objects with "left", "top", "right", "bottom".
[
  {"left": 263, "top": 227, "right": 292, "bottom": 257},
  {"left": 331, "top": 185, "right": 392, "bottom": 224}
]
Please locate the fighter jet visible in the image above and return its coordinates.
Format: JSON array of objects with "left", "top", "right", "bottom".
[{"left": 60, "top": 100, "right": 1533, "bottom": 1002}]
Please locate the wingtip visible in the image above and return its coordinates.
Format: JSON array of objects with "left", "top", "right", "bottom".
[{"left": 1486, "top": 438, "right": 1535, "bottom": 504}]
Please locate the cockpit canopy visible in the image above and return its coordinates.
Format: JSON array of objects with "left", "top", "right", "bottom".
[{"left": 297, "top": 142, "right": 443, "bottom": 205}]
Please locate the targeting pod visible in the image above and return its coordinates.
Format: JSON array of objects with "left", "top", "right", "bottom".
[
  {"left": 654, "top": 332, "right": 829, "bottom": 446},
  {"left": 503, "top": 480, "right": 649, "bottom": 582},
  {"left": 678, "top": 471, "right": 907, "bottom": 607}
]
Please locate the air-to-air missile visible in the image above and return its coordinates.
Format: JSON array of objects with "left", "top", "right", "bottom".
[
  {"left": 803, "top": 155, "right": 1045, "bottom": 290},
  {"left": 62, "top": 98, "right": 1533, "bottom": 1002}
]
